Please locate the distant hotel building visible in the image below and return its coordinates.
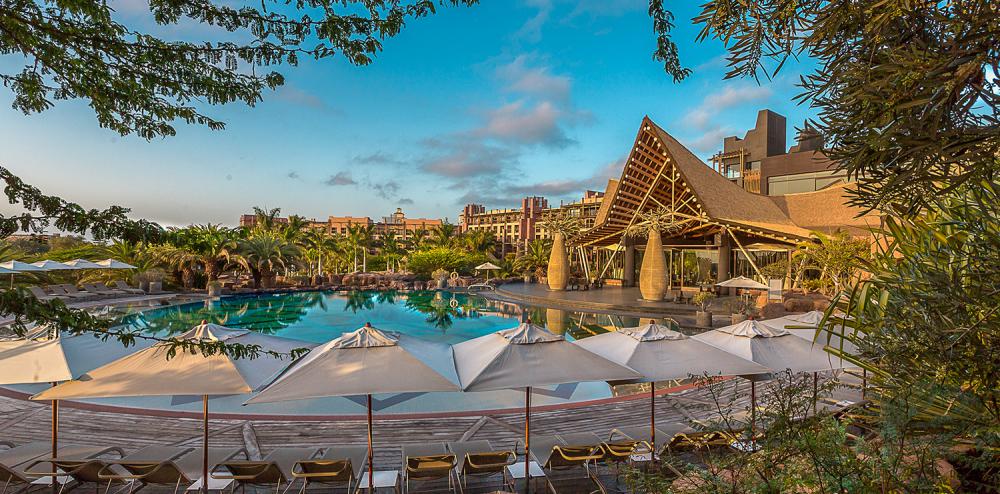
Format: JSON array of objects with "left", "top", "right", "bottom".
[
  {"left": 459, "top": 191, "right": 605, "bottom": 252},
  {"left": 239, "top": 208, "right": 442, "bottom": 239},
  {"left": 710, "top": 109, "right": 845, "bottom": 195}
]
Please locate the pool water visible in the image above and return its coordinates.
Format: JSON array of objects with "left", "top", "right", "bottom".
[{"left": 9, "top": 291, "right": 679, "bottom": 416}]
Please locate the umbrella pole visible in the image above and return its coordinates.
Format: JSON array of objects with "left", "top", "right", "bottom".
[
  {"left": 524, "top": 386, "right": 531, "bottom": 494},
  {"left": 367, "top": 394, "right": 374, "bottom": 493},
  {"left": 202, "top": 395, "right": 209, "bottom": 494},
  {"left": 650, "top": 385, "right": 656, "bottom": 451},
  {"left": 51, "top": 390, "right": 58, "bottom": 494},
  {"left": 750, "top": 380, "right": 756, "bottom": 435}
]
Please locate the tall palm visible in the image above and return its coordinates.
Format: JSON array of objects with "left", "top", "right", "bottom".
[
  {"left": 234, "top": 231, "right": 300, "bottom": 288},
  {"left": 359, "top": 223, "right": 375, "bottom": 272},
  {"left": 431, "top": 222, "right": 457, "bottom": 248},
  {"left": 282, "top": 215, "right": 310, "bottom": 242},
  {"left": 345, "top": 224, "right": 364, "bottom": 272},
  {"left": 252, "top": 206, "right": 282, "bottom": 231},
  {"left": 299, "top": 229, "right": 337, "bottom": 276},
  {"left": 153, "top": 244, "right": 202, "bottom": 288},
  {"left": 381, "top": 231, "right": 401, "bottom": 272},
  {"left": 514, "top": 238, "right": 552, "bottom": 278}
]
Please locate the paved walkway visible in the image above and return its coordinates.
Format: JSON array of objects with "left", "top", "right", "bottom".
[{"left": 483, "top": 284, "right": 735, "bottom": 329}]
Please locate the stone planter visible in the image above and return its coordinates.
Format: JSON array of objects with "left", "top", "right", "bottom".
[
  {"left": 207, "top": 282, "right": 222, "bottom": 297},
  {"left": 436, "top": 278, "right": 447, "bottom": 289},
  {"left": 731, "top": 313, "right": 749, "bottom": 325},
  {"left": 546, "top": 232, "right": 569, "bottom": 291},
  {"left": 523, "top": 274, "right": 533, "bottom": 283},
  {"left": 639, "top": 233, "right": 667, "bottom": 301},
  {"left": 696, "top": 311, "right": 713, "bottom": 327},
  {"left": 148, "top": 281, "right": 162, "bottom": 294}
]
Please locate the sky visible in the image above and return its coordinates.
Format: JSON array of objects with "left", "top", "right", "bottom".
[{"left": 0, "top": 0, "right": 818, "bottom": 228}]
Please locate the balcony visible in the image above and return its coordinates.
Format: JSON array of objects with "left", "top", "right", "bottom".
[{"left": 743, "top": 169, "right": 761, "bottom": 194}]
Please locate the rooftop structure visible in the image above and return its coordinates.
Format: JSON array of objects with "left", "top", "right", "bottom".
[
  {"left": 573, "top": 116, "right": 879, "bottom": 288},
  {"left": 710, "top": 109, "right": 845, "bottom": 195}
]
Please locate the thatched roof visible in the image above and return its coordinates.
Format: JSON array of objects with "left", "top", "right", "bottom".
[{"left": 768, "top": 183, "right": 881, "bottom": 236}]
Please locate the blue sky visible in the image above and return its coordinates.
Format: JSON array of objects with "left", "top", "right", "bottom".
[{"left": 0, "top": 0, "right": 817, "bottom": 228}]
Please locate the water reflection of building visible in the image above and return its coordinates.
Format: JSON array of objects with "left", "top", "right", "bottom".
[{"left": 573, "top": 113, "right": 880, "bottom": 290}]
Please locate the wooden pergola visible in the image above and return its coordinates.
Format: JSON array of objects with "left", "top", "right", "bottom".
[{"left": 572, "top": 117, "right": 815, "bottom": 282}]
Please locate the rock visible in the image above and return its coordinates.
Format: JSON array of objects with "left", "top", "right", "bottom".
[
  {"left": 760, "top": 302, "right": 787, "bottom": 319},
  {"left": 784, "top": 297, "right": 815, "bottom": 312},
  {"left": 813, "top": 298, "right": 831, "bottom": 311}
]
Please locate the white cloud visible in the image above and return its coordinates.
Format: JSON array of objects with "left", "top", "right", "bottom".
[{"left": 683, "top": 85, "right": 772, "bottom": 131}]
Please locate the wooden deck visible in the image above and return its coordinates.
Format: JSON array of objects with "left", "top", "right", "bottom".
[{"left": 0, "top": 375, "right": 862, "bottom": 493}]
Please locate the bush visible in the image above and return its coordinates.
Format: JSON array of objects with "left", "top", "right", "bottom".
[{"left": 407, "top": 247, "right": 485, "bottom": 279}]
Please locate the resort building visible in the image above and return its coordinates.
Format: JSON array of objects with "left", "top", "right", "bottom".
[
  {"left": 711, "top": 109, "right": 847, "bottom": 195},
  {"left": 239, "top": 209, "right": 441, "bottom": 239},
  {"left": 572, "top": 114, "right": 879, "bottom": 290},
  {"left": 460, "top": 192, "right": 604, "bottom": 252}
]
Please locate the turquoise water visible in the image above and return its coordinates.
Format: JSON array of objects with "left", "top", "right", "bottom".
[
  {"left": 7, "top": 290, "right": 673, "bottom": 415},
  {"left": 126, "top": 290, "right": 526, "bottom": 345}
]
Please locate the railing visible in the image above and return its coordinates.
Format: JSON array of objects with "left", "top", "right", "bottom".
[{"left": 743, "top": 169, "right": 761, "bottom": 194}]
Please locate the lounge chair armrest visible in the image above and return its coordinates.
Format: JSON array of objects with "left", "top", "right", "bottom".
[
  {"left": 97, "top": 462, "right": 171, "bottom": 481},
  {"left": 463, "top": 452, "right": 516, "bottom": 469},
  {"left": 211, "top": 462, "right": 274, "bottom": 480},
  {"left": 290, "top": 460, "right": 350, "bottom": 478},
  {"left": 405, "top": 454, "right": 456, "bottom": 473},
  {"left": 22, "top": 459, "right": 97, "bottom": 478},
  {"left": 552, "top": 446, "right": 603, "bottom": 462}
]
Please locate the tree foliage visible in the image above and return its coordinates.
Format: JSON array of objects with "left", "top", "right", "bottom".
[{"left": 693, "top": 0, "right": 1000, "bottom": 214}]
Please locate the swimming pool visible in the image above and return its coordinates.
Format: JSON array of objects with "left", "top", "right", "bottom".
[{"left": 8, "top": 290, "right": 676, "bottom": 416}]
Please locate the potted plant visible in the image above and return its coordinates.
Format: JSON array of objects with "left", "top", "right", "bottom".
[
  {"left": 693, "top": 291, "right": 715, "bottom": 327},
  {"left": 625, "top": 206, "right": 682, "bottom": 301},
  {"left": 731, "top": 297, "right": 757, "bottom": 324},
  {"left": 542, "top": 211, "right": 580, "bottom": 291}
]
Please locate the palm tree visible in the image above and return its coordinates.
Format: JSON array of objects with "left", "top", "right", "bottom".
[
  {"left": 431, "top": 222, "right": 457, "bottom": 248},
  {"left": 409, "top": 227, "right": 429, "bottom": 251},
  {"left": 462, "top": 229, "right": 498, "bottom": 257},
  {"left": 345, "top": 224, "right": 364, "bottom": 272},
  {"left": 234, "top": 231, "right": 299, "bottom": 288},
  {"left": 282, "top": 215, "right": 310, "bottom": 242},
  {"left": 251, "top": 206, "right": 282, "bottom": 231},
  {"left": 190, "top": 224, "right": 237, "bottom": 282},
  {"left": 154, "top": 243, "right": 202, "bottom": 288},
  {"left": 359, "top": 223, "right": 375, "bottom": 272},
  {"left": 514, "top": 238, "right": 552, "bottom": 279},
  {"left": 381, "top": 231, "right": 402, "bottom": 272}
]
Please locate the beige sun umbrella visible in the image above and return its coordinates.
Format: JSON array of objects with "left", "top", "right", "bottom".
[
  {"left": 95, "top": 259, "right": 137, "bottom": 269},
  {"left": 452, "top": 321, "right": 640, "bottom": 493},
  {"left": 575, "top": 320, "right": 770, "bottom": 447},
  {"left": 474, "top": 262, "right": 501, "bottom": 282},
  {"left": 693, "top": 319, "right": 851, "bottom": 425},
  {"left": 63, "top": 259, "right": 104, "bottom": 269},
  {"left": 0, "top": 329, "right": 73, "bottom": 486},
  {"left": 715, "top": 276, "right": 769, "bottom": 290},
  {"left": 30, "top": 260, "right": 77, "bottom": 271},
  {"left": 2, "top": 260, "right": 44, "bottom": 288},
  {"left": 32, "top": 323, "right": 258, "bottom": 494},
  {"left": 246, "top": 322, "right": 460, "bottom": 492}
]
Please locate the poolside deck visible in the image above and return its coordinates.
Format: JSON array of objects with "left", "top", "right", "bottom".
[{"left": 0, "top": 374, "right": 862, "bottom": 493}]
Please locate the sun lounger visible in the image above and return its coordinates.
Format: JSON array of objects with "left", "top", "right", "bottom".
[
  {"left": 608, "top": 422, "right": 694, "bottom": 461},
  {"left": 527, "top": 434, "right": 605, "bottom": 494},
  {"left": 95, "top": 445, "right": 192, "bottom": 494},
  {"left": 1, "top": 442, "right": 54, "bottom": 494},
  {"left": 213, "top": 447, "right": 320, "bottom": 494},
  {"left": 83, "top": 283, "right": 126, "bottom": 297},
  {"left": 27, "top": 286, "right": 68, "bottom": 302},
  {"left": 113, "top": 280, "right": 145, "bottom": 295},
  {"left": 447, "top": 440, "right": 515, "bottom": 492},
  {"left": 401, "top": 443, "right": 457, "bottom": 493},
  {"left": 663, "top": 431, "right": 735, "bottom": 454},
  {"left": 20, "top": 444, "right": 126, "bottom": 494},
  {"left": 289, "top": 445, "right": 366, "bottom": 494},
  {"left": 51, "top": 285, "right": 95, "bottom": 300}
]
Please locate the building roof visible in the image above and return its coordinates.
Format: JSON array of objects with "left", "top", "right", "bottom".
[
  {"left": 574, "top": 117, "right": 874, "bottom": 247},
  {"left": 768, "top": 183, "right": 880, "bottom": 235}
]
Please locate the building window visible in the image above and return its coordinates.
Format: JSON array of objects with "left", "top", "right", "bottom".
[{"left": 767, "top": 169, "right": 847, "bottom": 195}]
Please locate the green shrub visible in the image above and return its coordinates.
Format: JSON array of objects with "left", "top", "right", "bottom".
[{"left": 407, "top": 247, "right": 485, "bottom": 279}]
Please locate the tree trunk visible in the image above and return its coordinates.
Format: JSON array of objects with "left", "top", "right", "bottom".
[
  {"left": 250, "top": 267, "right": 262, "bottom": 289},
  {"left": 204, "top": 261, "right": 218, "bottom": 283},
  {"left": 547, "top": 232, "right": 569, "bottom": 291},
  {"left": 639, "top": 232, "right": 667, "bottom": 301}
]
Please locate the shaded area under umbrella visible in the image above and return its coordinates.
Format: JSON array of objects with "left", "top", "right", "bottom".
[
  {"left": 452, "top": 321, "right": 640, "bottom": 493},
  {"left": 246, "top": 322, "right": 460, "bottom": 492},
  {"left": 575, "top": 320, "right": 770, "bottom": 447}
]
